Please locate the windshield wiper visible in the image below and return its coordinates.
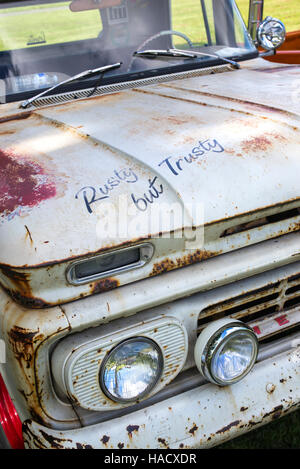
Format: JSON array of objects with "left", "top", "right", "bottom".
[
  {"left": 171, "top": 49, "right": 240, "bottom": 69},
  {"left": 133, "top": 49, "right": 198, "bottom": 59},
  {"left": 20, "top": 62, "right": 122, "bottom": 109},
  {"left": 133, "top": 48, "right": 240, "bottom": 69}
]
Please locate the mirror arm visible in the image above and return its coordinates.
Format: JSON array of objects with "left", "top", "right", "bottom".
[
  {"left": 248, "top": 0, "right": 264, "bottom": 44},
  {"left": 259, "top": 50, "right": 276, "bottom": 58}
]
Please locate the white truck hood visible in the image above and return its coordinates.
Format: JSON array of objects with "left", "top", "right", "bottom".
[{"left": 0, "top": 58, "right": 299, "bottom": 306}]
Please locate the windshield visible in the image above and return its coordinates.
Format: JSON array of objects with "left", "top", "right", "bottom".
[{"left": 0, "top": 0, "right": 257, "bottom": 104}]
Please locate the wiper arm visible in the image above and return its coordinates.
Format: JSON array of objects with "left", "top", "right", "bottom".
[
  {"left": 169, "top": 48, "right": 240, "bottom": 69},
  {"left": 133, "top": 49, "right": 198, "bottom": 60},
  {"left": 20, "top": 62, "right": 122, "bottom": 109},
  {"left": 133, "top": 48, "right": 239, "bottom": 69}
]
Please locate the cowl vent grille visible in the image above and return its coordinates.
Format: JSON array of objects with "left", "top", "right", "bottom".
[{"left": 30, "top": 64, "right": 233, "bottom": 108}]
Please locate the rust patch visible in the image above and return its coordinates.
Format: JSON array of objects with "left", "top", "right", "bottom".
[
  {"left": 76, "top": 443, "right": 93, "bottom": 449},
  {"left": 7, "top": 325, "right": 47, "bottom": 422},
  {"left": 9, "top": 291, "right": 50, "bottom": 309},
  {"left": 126, "top": 425, "right": 139, "bottom": 437},
  {"left": 100, "top": 435, "right": 110, "bottom": 445},
  {"left": 8, "top": 325, "right": 44, "bottom": 370},
  {"left": 247, "top": 404, "right": 288, "bottom": 428},
  {"left": 216, "top": 420, "right": 241, "bottom": 434},
  {"left": 241, "top": 136, "right": 272, "bottom": 153},
  {"left": 92, "top": 278, "right": 120, "bottom": 294},
  {"left": 240, "top": 406, "right": 248, "bottom": 412},
  {"left": 150, "top": 250, "right": 220, "bottom": 277},
  {"left": 263, "top": 405, "right": 284, "bottom": 420},
  {"left": 47, "top": 92, "right": 123, "bottom": 114},
  {"left": 9, "top": 325, "right": 41, "bottom": 344},
  {"left": 24, "top": 225, "right": 34, "bottom": 245},
  {"left": 39, "top": 430, "right": 72, "bottom": 449},
  {"left": 0, "top": 148, "right": 56, "bottom": 217},
  {"left": 8, "top": 325, "right": 44, "bottom": 423},
  {"left": 0, "top": 130, "right": 16, "bottom": 136},
  {"left": 189, "top": 424, "right": 198, "bottom": 435},
  {"left": 0, "top": 112, "right": 32, "bottom": 124},
  {"left": 22, "top": 422, "right": 48, "bottom": 449},
  {"left": 157, "top": 437, "right": 169, "bottom": 448},
  {"left": 0, "top": 283, "right": 50, "bottom": 309},
  {"left": 0, "top": 265, "right": 31, "bottom": 294},
  {"left": 167, "top": 116, "right": 189, "bottom": 126}
]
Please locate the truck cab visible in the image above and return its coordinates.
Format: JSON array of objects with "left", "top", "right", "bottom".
[{"left": 0, "top": 0, "right": 299, "bottom": 449}]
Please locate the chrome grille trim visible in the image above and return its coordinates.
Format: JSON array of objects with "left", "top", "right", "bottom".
[{"left": 197, "top": 271, "right": 300, "bottom": 338}]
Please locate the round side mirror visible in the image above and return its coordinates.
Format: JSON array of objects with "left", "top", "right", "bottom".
[{"left": 257, "top": 16, "right": 286, "bottom": 51}]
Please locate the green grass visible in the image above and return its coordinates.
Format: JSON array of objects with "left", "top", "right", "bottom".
[
  {"left": 218, "top": 410, "right": 300, "bottom": 449},
  {"left": 171, "top": 0, "right": 211, "bottom": 46}
]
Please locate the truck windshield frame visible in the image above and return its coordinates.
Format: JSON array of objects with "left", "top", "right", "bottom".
[{"left": 0, "top": 0, "right": 258, "bottom": 104}]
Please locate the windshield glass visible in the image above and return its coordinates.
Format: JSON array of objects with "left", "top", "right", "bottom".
[{"left": 0, "top": 0, "right": 257, "bottom": 104}]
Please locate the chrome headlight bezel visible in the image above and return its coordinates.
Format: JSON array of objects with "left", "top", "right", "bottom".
[
  {"left": 257, "top": 16, "right": 286, "bottom": 51},
  {"left": 195, "top": 319, "right": 258, "bottom": 386},
  {"left": 99, "top": 336, "right": 164, "bottom": 404}
]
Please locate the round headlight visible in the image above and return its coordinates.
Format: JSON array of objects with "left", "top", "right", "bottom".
[
  {"left": 99, "top": 337, "right": 163, "bottom": 403},
  {"left": 194, "top": 318, "right": 258, "bottom": 386},
  {"left": 257, "top": 16, "right": 286, "bottom": 51}
]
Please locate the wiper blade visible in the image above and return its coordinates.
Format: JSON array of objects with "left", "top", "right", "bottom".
[
  {"left": 133, "top": 49, "right": 198, "bottom": 59},
  {"left": 133, "top": 48, "right": 240, "bottom": 69},
  {"left": 169, "top": 48, "right": 240, "bottom": 69},
  {"left": 20, "top": 62, "right": 122, "bottom": 109}
]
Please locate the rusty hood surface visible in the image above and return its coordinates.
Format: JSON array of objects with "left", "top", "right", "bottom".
[{"left": 0, "top": 58, "right": 300, "bottom": 270}]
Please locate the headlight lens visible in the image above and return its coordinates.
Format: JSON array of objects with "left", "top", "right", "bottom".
[
  {"left": 100, "top": 337, "right": 163, "bottom": 403},
  {"left": 195, "top": 319, "right": 258, "bottom": 386},
  {"left": 210, "top": 331, "right": 257, "bottom": 383},
  {"left": 257, "top": 16, "right": 286, "bottom": 50}
]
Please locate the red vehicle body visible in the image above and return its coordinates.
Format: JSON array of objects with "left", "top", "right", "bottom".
[{"left": 265, "top": 30, "right": 300, "bottom": 64}]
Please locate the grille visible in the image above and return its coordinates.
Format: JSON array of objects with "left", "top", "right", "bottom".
[{"left": 197, "top": 272, "right": 300, "bottom": 338}]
